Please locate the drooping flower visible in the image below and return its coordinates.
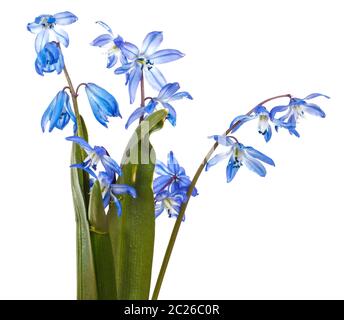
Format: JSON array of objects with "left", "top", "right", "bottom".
[
  {"left": 229, "top": 105, "right": 273, "bottom": 142},
  {"left": 84, "top": 83, "right": 121, "bottom": 127},
  {"left": 98, "top": 171, "right": 136, "bottom": 216},
  {"left": 35, "top": 42, "right": 64, "bottom": 76},
  {"left": 270, "top": 93, "right": 329, "bottom": 137},
  {"left": 115, "top": 31, "right": 185, "bottom": 103},
  {"left": 90, "top": 21, "right": 127, "bottom": 69},
  {"left": 153, "top": 151, "right": 198, "bottom": 197},
  {"left": 66, "top": 136, "right": 122, "bottom": 179},
  {"left": 41, "top": 90, "right": 75, "bottom": 132},
  {"left": 125, "top": 82, "right": 192, "bottom": 128},
  {"left": 27, "top": 11, "right": 78, "bottom": 53},
  {"left": 206, "top": 135, "right": 275, "bottom": 182},
  {"left": 155, "top": 190, "right": 186, "bottom": 220}
]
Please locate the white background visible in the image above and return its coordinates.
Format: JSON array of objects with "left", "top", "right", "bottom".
[{"left": 0, "top": 0, "right": 343, "bottom": 299}]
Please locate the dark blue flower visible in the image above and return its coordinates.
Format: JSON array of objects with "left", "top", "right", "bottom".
[
  {"left": 84, "top": 83, "right": 121, "bottom": 127},
  {"left": 229, "top": 105, "right": 273, "bottom": 142},
  {"left": 66, "top": 136, "right": 122, "bottom": 179},
  {"left": 27, "top": 11, "right": 78, "bottom": 53},
  {"left": 270, "top": 93, "right": 329, "bottom": 137},
  {"left": 115, "top": 31, "right": 185, "bottom": 103},
  {"left": 35, "top": 42, "right": 64, "bottom": 76},
  {"left": 153, "top": 151, "right": 198, "bottom": 197},
  {"left": 206, "top": 135, "right": 275, "bottom": 182},
  {"left": 90, "top": 21, "right": 127, "bottom": 69},
  {"left": 41, "top": 90, "right": 75, "bottom": 132},
  {"left": 98, "top": 171, "right": 136, "bottom": 216},
  {"left": 155, "top": 190, "right": 186, "bottom": 220},
  {"left": 125, "top": 82, "right": 192, "bottom": 128}
]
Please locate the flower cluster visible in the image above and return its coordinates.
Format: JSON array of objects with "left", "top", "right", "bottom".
[
  {"left": 66, "top": 136, "right": 136, "bottom": 215},
  {"left": 91, "top": 23, "right": 192, "bottom": 128},
  {"left": 207, "top": 94, "right": 329, "bottom": 182},
  {"left": 153, "top": 152, "right": 198, "bottom": 220}
]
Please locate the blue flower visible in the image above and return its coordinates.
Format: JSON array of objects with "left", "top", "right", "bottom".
[
  {"left": 27, "top": 11, "right": 78, "bottom": 53},
  {"left": 155, "top": 190, "right": 186, "bottom": 220},
  {"left": 41, "top": 90, "right": 76, "bottom": 132},
  {"left": 153, "top": 151, "right": 198, "bottom": 197},
  {"left": 125, "top": 82, "right": 192, "bottom": 128},
  {"left": 66, "top": 136, "right": 122, "bottom": 179},
  {"left": 270, "top": 93, "right": 329, "bottom": 137},
  {"left": 98, "top": 171, "right": 136, "bottom": 216},
  {"left": 206, "top": 135, "right": 275, "bottom": 182},
  {"left": 35, "top": 42, "right": 64, "bottom": 76},
  {"left": 115, "top": 31, "right": 185, "bottom": 103},
  {"left": 229, "top": 105, "right": 273, "bottom": 142},
  {"left": 84, "top": 83, "right": 121, "bottom": 127},
  {"left": 90, "top": 21, "right": 127, "bottom": 69}
]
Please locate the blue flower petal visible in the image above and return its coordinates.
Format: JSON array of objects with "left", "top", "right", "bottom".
[
  {"left": 125, "top": 106, "right": 146, "bottom": 129},
  {"left": 111, "top": 184, "right": 137, "bottom": 198},
  {"left": 53, "top": 11, "right": 78, "bottom": 25},
  {"left": 303, "top": 103, "right": 326, "bottom": 117},
  {"left": 128, "top": 65, "right": 142, "bottom": 104},
  {"left": 158, "top": 83, "right": 180, "bottom": 101},
  {"left": 144, "top": 66, "right": 166, "bottom": 91},
  {"left": 155, "top": 202, "right": 165, "bottom": 218},
  {"left": 102, "top": 155, "right": 122, "bottom": 176},
  {"left": 71, "top": 163, "right": 98, "bottom": 179},
  {"left": 142, "top": 31, "right": 163, "bottom": 56},
  {"left": 229, "top": 114, "right": 256, "bottom": 133},
  {"left": 153, "top": 175, "right": 172, "bottom": 194},
  {"left": 244, "top": 147, "right": 275, "bottom": 166},
  {"left": 54, "top": 27, "right": 69, "bottom": 47},
  {"left": 162, "top": 102, "right": 177, "bottom": 126},
  {"left": 35, "top": 29, "right": 49, "bottom": 53},
  {"left": 170, "top": 91, "right": 193, "bottom": 101},
  {"left": 243, "top": 156, "right": 267, "bottom": 177},
  {"left": 270, "top": 105, "right": 289, "bottom": 120},
  {"left": 49, "top": 91, "right": 65, "bottom": 132},
  {"left": 226, "top": 159, "right": 240, "bottom": 182},
  {"left": 145, "top": 99, "right": 158, "bottom": 114},
  {"left": 107, "top": 53, "right": 117, "bottom": 68},
  {"left": 41, "top": 94, "right": 57, "bottom": 132},
  {"left": 65, "top": 136, "right": 94, "bottom": 153},
  {"left": 86, "top": 93, "right": 109, "bottom": 127},
  {"left": 103, "top": 192, "right": 111, "bottom": 208},
  {"left": 209, "top": 135, "right": 234, "bottom": 146},
  {"left": 155, "top": 160, "right": 171, "bottom": 176},
  {"left": 90, "top": 34, "right": 114, "bottom": 47},
  {"left": 114, "top": 62, "right": 133, "bottom": 75},
  {"left": 264, "top": 124, "right": 272, "bottom": 142},
  {"left": 149, "top": 49, "right": 185, "bottom": 64},
  {"left": 206, "top": 151, "right": 231, "bottom": 171},
  {"left": 303, "top": 93, "right": 330, "bottom": 100},
  {"left": 167, "top": 151, "right": 180, "bottom": 175},
  {"left": 122, "top": 42, "right": 139, "bottom": 60},
  {"left": 96, "top": 21, "right": 113, "bottom": 35},
  {"left": 112, "top": 195, "right": 123, "bottom": 217},
  {"left": 27, "top": 22, "right": 42, "bottom": 34}
]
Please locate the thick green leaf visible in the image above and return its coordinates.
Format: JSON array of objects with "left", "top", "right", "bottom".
[
  {"left": 109, "top": 110, "right": 168, "bottom": 300},
  {"left": 88, "top": 181, "right": 117, "bottom": 300},
  {"left": 71, "top": 116, "right": 97, "bottom": 300}
]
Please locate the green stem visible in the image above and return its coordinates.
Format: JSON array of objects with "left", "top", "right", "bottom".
[{"left": 151, "top": 93, "right": 291, "bottom": 300}]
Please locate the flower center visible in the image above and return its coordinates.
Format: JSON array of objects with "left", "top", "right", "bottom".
[
  {"left": 136, "top": 57, "right": 154, "bottom": 70},
  {"left": 293, "top": 105, "right": 305, "bottom": 119},
  {"left": 258, "top": 114, "right": 269, "bottom": 133},
  {"left": 37, "top": 16, "right": 56, "bottom": 29}
]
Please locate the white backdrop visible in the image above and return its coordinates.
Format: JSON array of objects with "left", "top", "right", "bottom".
[{"left": 0, "top": 0, "right": 343, "bottom": 299}]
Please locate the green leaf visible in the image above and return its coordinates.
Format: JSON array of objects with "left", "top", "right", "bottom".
[
  {"left": 88, "top": 181, "right": 117, "bottom": 300},
  {"left": 71, "top": 116, "right": 97, "bottom": 300},
  {"left": 109, "top": 109, "right": 168, "bottom": 300}
]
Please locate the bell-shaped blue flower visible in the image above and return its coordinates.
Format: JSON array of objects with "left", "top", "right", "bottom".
[
  {"left": 115, "top": 31, "right": 185, "bottom": 103},
  {"left": 84, "top": 83, "right": 121, "bottom": 127},
  {"left": 35, "top": 42, "right": 64, "bottom": 76},
  {"left": 98, "top": 171, "right": 136, "bottom": 216},
  {"left": 270, "top": 93, "right": 329, "bottom": 137},
  {"left": 125, "top": 82, "right": 192, "bottom": 128},
  {"left": 90, "top": 21, "right": 127, "bottom": 69},
  {"left": 155, "top": 190, "right": 186, "bottom": 220},
  {"left": 153, "top": 151, "right": 198, "bottom": 197},
  {"left": 66, "top": 136, "right": 122, "bottom": 179},
  {"left": 27, "top": 11, "right": 78, "bottom": 53},
  {"left": 41, "top": 90, "right": 76, "bottom": 132},
  {"left": 206, "top": 135, "right": 275, "bottom": 182}
]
